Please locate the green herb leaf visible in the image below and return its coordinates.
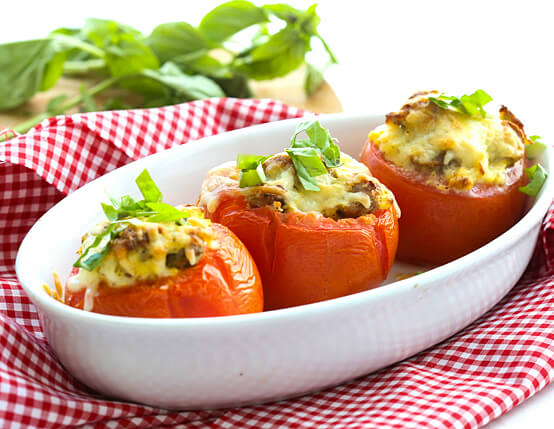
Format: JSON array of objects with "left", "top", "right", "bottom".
[
  {"left": 135, "top": 169, "right": 162, "bottom": 202},
  {"left": 235, "top": 27, "right": 308, "bottom": 80},
  {"left": 519, "top": 164, "right": 547, "bottom": 197},
  {"left": 137, "top": 62, "right": 225, "bottom": 101},
  {"left": 40, "top": 44, "right": 68, "bottom": 91},
  {"left": 145, "top": 202, "right": 189, "bottom": 223},
  {"left": 286, "top": 147, "right": 327, "bottom": 191},
  {"left": 198, "top": 0, "right": 268, "bottom": 44},
  {"left": 526, "top": 135, "right": 548, "bottom": 159},
  {"left": 82, "top": 18, "right": 141, "bottom": 48},
  {"left": 0, "top": 39, "right": 59, "bottom": 110},
  {"left": 74, "top": 223, "right": 126, "bottom": 271},
  {"left": 101, "top": 202, "right": 118, "bottom": 221},
  {"left": 239, "top": 166, "right": 266, "bottom": 188},
  {"left": 290, "top": 119, "right": 340, "bottom": 167},
  {"left": 147, "top": 22, "right": 208, "bottom": 63},
  {"left": 104, "top": 33, "right": 159, "bottom": 77},
  {"left": 236, "top": 154, "right": 270, "bottom": 170},
  {"left": 429, "top": 89, "right": 492, "bottom": 118},
  {"left": 304, "top": 62, "right": 324, "bottom": 95}
]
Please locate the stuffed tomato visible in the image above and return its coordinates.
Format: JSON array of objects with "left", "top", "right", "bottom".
[
  {"left": 64, "top": 172, "right": 263, "bottom": 318},
  {"left": 199, "top": 120, "right": 399, "bottom": 310},
  {"left": 361, "top": 91, "right": 528, "bottom": 265}
]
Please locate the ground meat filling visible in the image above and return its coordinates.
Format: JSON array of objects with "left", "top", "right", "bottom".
[
  {"left": 323, "top": 181, "right": 379, "bottom": 220},
  {"left": 112, "top": 227, "right": 150, "bottom": 251},
  {"left": 166, "top": 242, "right": 204, "bottom": 269}
]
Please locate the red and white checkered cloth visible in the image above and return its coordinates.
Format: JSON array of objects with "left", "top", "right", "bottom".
[{"left": 1, "top": 98, "right": 553, "bottom": 429}]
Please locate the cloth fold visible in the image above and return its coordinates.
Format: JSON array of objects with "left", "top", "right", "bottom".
[{"left": 0, "top": 98, "right": 552, "bottom": 429}]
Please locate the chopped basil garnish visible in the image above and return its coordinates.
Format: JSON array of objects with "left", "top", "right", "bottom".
[
  {"left": 290, "top": 119, "right": 341, "bottom": 167},
  {"left": 136, "top": 169, "right": 163, "bottom": 203},
  {"left": 237, "top": 119, "right": 341, "bottom": 191},
  {"left": 73, "top": 223, "right": 126, "bottom": 271},
  {"left": 74, "top": 169, "right": 189, "bottom": 271},
  {"left": 525, "top": 135, "right": 548, "bottom": 160},
  {"left": 237, "top": 154, "right": 269, "bottom": 188},
  {"left": 146, "top": 202, "right": 191, "bottom": 223},
  {"left": 429, "top": 89, "right": 492, "bottom": 118},
  {"left": 237, "top": 154, "right": 270, "bottom": 170},
  {"left": 286, "top": 147, "right": 327, "bottom": 191},
  {"left": 519, "top": 164, "right": 548, "bottom": 197}
]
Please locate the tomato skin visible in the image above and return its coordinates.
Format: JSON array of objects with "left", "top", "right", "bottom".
[
  {"left": 360, "top": 140, "right": 527, "bottom": 265},
  {"left": 64, "top": 224, "right": 263, "bottom": 318},
  {"left": 206, "top": 197, "right": 398, "bottom": 311}
]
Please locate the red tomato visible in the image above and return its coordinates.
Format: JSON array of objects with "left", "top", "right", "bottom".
[
  {"left": 206, "top": 197, "right": 398, "bottom": 311},
  {"left": 64, "top": 224, "right": 263, "bottom": 318},
  {"left": 360, "top": 140, "right": 527, "bottom": 265}
]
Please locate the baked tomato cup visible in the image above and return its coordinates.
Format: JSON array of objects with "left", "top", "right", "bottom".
[
  {"left": 361, "top": 90, "right": 528, "bottom": 265},
  {"left": 64, "top": 171, "right": 263, "bottom": 318},
  {"left": 199, "top": 120, "right": 400, "bottom": 311}
]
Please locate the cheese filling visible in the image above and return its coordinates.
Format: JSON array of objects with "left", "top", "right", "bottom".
[
  {"left": 369, "top": 91, "right": 526, "bottom": 190},
  {"left": 200, "top": 152, "right": 399, "bottom": 219},
  {"left": 68, "top": 208, "right": 214, "bottom": 294}
]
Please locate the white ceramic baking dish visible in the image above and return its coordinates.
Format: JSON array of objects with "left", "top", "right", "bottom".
[{"left": 16, "top": 113, "right": 553, "bottom": 409}]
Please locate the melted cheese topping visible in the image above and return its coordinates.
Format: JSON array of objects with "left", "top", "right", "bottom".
[
  {"left": 200, "top": 152, "right": 399, "bottom": 218},
  {"left": 369, "top": 91, "right": 526, "bottom": 190},
  {"left": 68, "top": 207, "right": 214, "bottom": 295}
]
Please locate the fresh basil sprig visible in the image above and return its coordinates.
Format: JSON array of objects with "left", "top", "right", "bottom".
[
  {"left": 74, "top": 169, "right": 189, "bottom": 271},
  {"left": 0, "top": 2, "right": 337, "bottom": 139},
  {"left": 237, "top": 119, "right": 340, "bottom": 191},
  {"left": 519, "top": 164, "right": 548, "bottom": 197},
  {"left": 429, "top": 89, "right": 493, "bottom": 118}
]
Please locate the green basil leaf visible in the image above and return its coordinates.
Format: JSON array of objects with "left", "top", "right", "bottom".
[
  {"left": 0, "top": 39, "right": 59, "bottom": 110},
  {"left": 40, "top": 47, "right": 68, "bottom": 91},
  {"left": 74, "top": 223, "right": 126, "bottom": 271},
  {"left": 262, "top": 3, "right": 304, "bottom": 21},
  {"left": 147, "top": 22, "right": 208, "bottom": 63},
  {"left": 304, "top": 62, "right": 324, "bottom": 95},
  {"left": 526, "top": 135, "right": 548, "bottom": 159},
  {"left": 138, "top": 62, "right": 225, "bottom": 100},
  {"left": 239, "top": 167, "right": 266, "bottom": 188},
  {"left": 101, "top": 203, "right": 118, "bottom": 221},
  {"left": 146, "top": 202, "right": 189, "bottom": 223},
  {"left": 287, "top": 147, "right": 327, "bottom": 176},
  {"left": 429, "top": 96, "right": 450, "bottom": 109},
  {"left": 234, "top": 27, "right": 309, "bottom": 80},
  {"left": 104, "top": 33, "right": 159, "bottom": 77},
  {"left": 286, "top": 147, "right": 327, "bottom": 191},
  {"left": 214, "top": 72, "right": 253, "bottom": 98},
  {"left": 430, "top": 90, "right": 492, "bottom": 118},
  {"left": 237, "top": 154, "right": 269, "bottom": 170},
  {"left": 82, "top": 18, "right": 141, "bottom": 48},
  {"left": 199, "top": 0, "right": 268, "bottom": 43},
  {"left": 135, "top": 169, "right": 163, "bottom": 203},
  {"left": 182, "top": 54, "right": 232, "bottom": 79},
  {"left": 290, "top": 119, "right": 340, "bottom": 167},
  {"left": 519, "top": 164, "right": 548, "bottom": 197}
]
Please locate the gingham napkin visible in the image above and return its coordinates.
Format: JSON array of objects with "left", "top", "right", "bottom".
[{"left": 1, "top": 98, "right": 553, "bottom": 429}]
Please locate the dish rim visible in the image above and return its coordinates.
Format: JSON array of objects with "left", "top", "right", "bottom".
[{"left": 15, "top": 112, "right": 554, "bottom": 329}]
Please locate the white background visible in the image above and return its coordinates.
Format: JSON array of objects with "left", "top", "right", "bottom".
[{"left": 2, "top": 1, "right": 552, "bottom": 427}]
